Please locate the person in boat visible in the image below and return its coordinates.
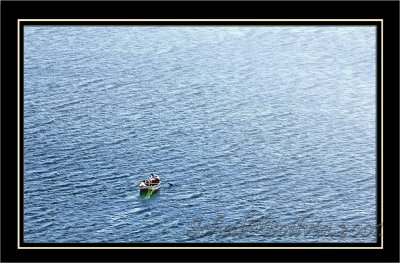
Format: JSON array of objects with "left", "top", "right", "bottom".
[
  {"left": 139, "top": 180, "right": 147, "bottom": 187},
  {"left": 149, "top": 173, "right": 160, "bottom": 184},
  {"left": 149, "top": 173, "right": 155, "bottom": 181},
  {"left": 154, "top": 175, "right": 160, "bottom": 183}
]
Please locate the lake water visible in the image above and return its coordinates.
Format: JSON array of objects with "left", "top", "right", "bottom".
[{"left": 24, "top": 26, "right": 377, "bottom": 243}]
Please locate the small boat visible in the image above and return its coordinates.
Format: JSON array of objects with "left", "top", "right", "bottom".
[{"left": 139, "top": 174, "right": 161, "bottom": 195}]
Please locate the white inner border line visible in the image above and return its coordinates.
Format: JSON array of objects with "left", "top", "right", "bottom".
[
  {"left": 17, "top": 18, "right": 21, "bottom": 250},
  {"left": 380, "top": 19, "right": 383, "bottom": 248},
  {"left": 17, "top": 19, "right": 383, "bottom": 250},
  {"left": 19, "top": 19, "right": 383, "bottom": 22}
]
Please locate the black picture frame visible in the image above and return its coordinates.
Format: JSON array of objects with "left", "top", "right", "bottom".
[{"left": 1, "top": 1, "right": 399, "bottom": 262}]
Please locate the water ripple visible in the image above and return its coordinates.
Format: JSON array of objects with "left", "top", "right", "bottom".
[{"left": 24, "top": 26, "right": 376, "bottom": 243}]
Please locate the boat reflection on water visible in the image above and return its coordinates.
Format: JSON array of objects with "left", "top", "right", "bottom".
[{"left": 139, "top": 188, "right": 159, "bottom": 199}]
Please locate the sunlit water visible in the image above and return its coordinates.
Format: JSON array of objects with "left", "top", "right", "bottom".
[{"left": 24, "top": 26, "right": 376, "bottom": 243}]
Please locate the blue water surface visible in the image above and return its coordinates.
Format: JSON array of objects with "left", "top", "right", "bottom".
[{"left": 24, "top": 26, "right": 376, "bottom": 243}]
